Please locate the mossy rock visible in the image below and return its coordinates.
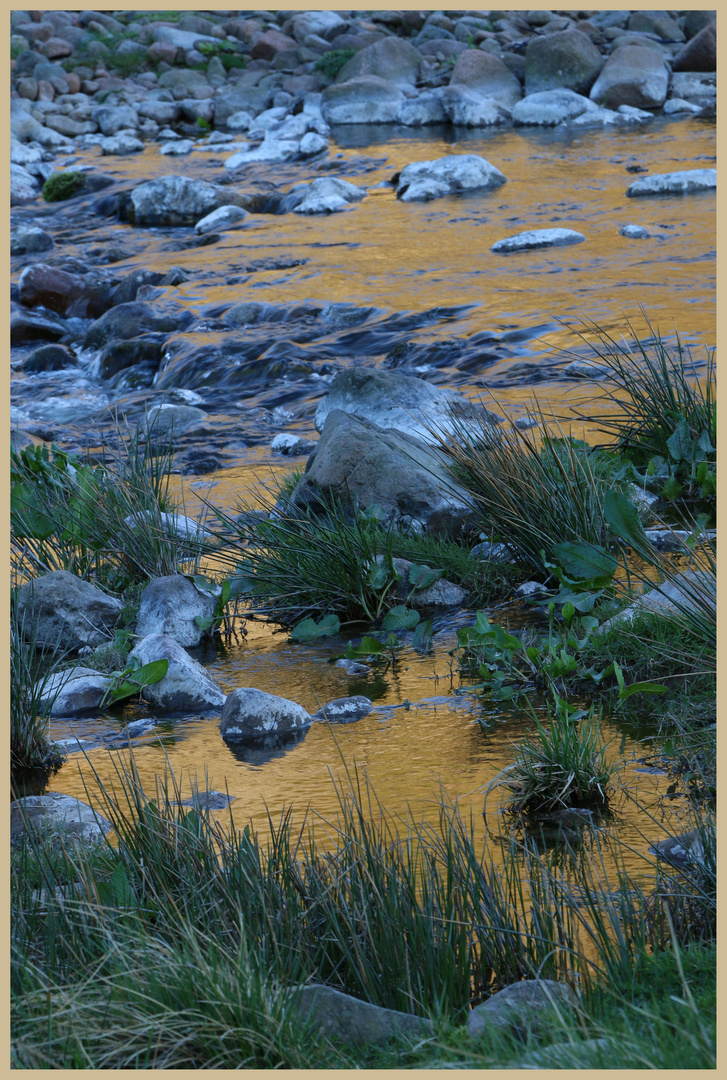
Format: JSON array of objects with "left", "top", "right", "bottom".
[{"left": 43, "top": 170, "right": 87, "bottom": 203}]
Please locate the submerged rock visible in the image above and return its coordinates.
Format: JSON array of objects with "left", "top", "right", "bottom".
[{"left": 220, "top": 687, "right": 312, "bottom": 746}]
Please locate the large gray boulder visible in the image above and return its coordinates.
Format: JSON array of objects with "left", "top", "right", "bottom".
[
  {"left": 450, "top": 49, "right": 522, "bottom": 107},
  {"left": 37, "top": 666, "right": 114, "bottom": 717},
  {"left": 336, "top": 37, "right": 422, "bottom": 87},
  {"left": 524, "top": 29, "right": 605, "bottom": 96},
  {"left": 128, "top": 634, "right": 226, "bottom": 711},
  {"left": 290, "top": 410, "right": 477, "bottom": 537},
  {"left": 626, "top": 169, "right": 717, "bottom": 198},
  {"left": 512, "top": 88, "right": 599, "bottom": 125},
  {"left": 395, "top": 153, "right": 506, "bottom": 202},
  {"left": 440, "top": 86, "right": 510, "bottom": 127},
  {"left": 672, "top": 22, "right": 716, "bottom": 71},
  {"left": 220, "top": 687, "right": 312, "bottom": 746},
  {"left": 321, "top": 76, "right": 404, "bottom": 124},
  {"left": 11, "top": 794, "right": 112, "bottom": 848},
  {"left": 589, "top": 45, "right": 669, "bottom": 109},
  {"left": 314, "top": 367, "right": 501, "bottom": 444},
  {"left": 467, "top": 980, "right": 578, "bottom": 1039},
  {"left": 397, "top": 89, "right": 449, "bottom": 126},
  {"left": 17, "top": 571, "right": 124, "bottom": 651},
  {"left": 129, "top": 175, "right": 251, "bottom": 227},
  {"left": 136, "top": 575, "right": 218, "bottom": 648},
  {"left": 91, "top": 104, "right": 140, "bottom": 136},
  {"left": 293, "top": 985, "right": 433, "bottom": 1045}
]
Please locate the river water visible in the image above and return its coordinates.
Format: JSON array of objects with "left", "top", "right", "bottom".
[{"left": 12, "top": 113, "right": 715, "bottom": 872}]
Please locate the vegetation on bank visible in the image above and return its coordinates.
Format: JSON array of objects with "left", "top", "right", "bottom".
[{"left": 10, "top": 322, "right": 716, "bottom": 1066}]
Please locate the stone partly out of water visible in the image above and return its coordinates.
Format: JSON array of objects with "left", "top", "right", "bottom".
[
  {"left": 512, "top": 88, "right": 598, "bottom": 126},
  {"left": 649, "top": 829, "right": 708, "bottom": 870},
  {"left": 626, "top": 169, "right": 717, "bottom": 197},
  {"left": 293, "top": 176, "right": 366, "bottom": 215},
  {"left": 491, "top": 228, "right": 586, "bottom": 253},
  {"left": 395, "top": 153, "right": 507, "bottom": 202},
  {"left": 36, "top": 667, "right": 114, "bottom": 717},
  {"left": 128, "top": 634, "right": 227, "bottom": 712},
  {"left": 194, "top": 204, "right": 249, "bottom": 234},
  {"left": 321, "top": 75, "right": 405, "bottom": 125},
  {"left": 293, "top": 985, "right": 433, "bottom": 1045},
  {"left": 598, "top": 570, "right": 716, "bottom": 632},
  {"left": 376, "top": 555, "right": 467, "bottom": 608},
  {"left": 467, "top": 980, "right": 578, "bottom": 1039},
  {"left": 136, "top": 575, "right": 218, "bottom": 649},
  {"left": 291, "top": 409, "right": 478, "bottom": 538},
  {"left": 620, "top": 224, "right": 651, "bottom": 238},
  {"left": 11, "top": 794, "right": 113, "bottom": 848},
  {"left": 219, "top": 687, "right": 312, "bottom": 746},
  {"left": 129, "top": 175, "right": 251, "bottom": 227},
  {"left": 11, "top": 225, "right": 54, "bottom": 256},
  {"left": 16, "top": 570, "right": 124, "bottom": 651},
  {"left": 314, "top": 696, "right": 373, "bottom": 724},
  {"left": 270, "top": 433, "right": 317, "bottom": 456}
]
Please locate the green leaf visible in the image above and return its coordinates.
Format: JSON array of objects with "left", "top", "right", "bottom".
[
  {"left": 618, "top": 681, "right": 668, "bottom": 702},
  {"left": 194, "top": 616, "right": 214, "bottom": 631},
  {"left": 562, "top": 601, "right": 575, "bottom": 624},
  {"left": 700, "top": 470, "right": 716, "bottom": 498},
  {"left": 603, "top": 489, "right": 648, "bottom": 550},
  {"left": 365, "top": 561, "right": 391, "bottom": 590},
  {"left": 408, "top": 564, "right": 442, "bottom": 591},
  {"left": 344, "top": 635, "right": 384, "bottom": 659},
  {"left": 552, "top": 541, "right": 618, "bottom": 584},
  {"left": 661, "top": 476, "right": 683, "bottom": 501},
  {"left": 290, "top": 613, "right": 341, "bottom": 642},
  {"left": 580, "top": 615, "right": 600, "bottom": 633},
  {"left": 382, "top": 605, "right": 420, "bottom": 631},
  {"left": 696, "top": 429, "right": 715, "bottom": 457},
  {"left": 412, "top": 618, "right": 433, "bottom": 653},
  {"left": 106, "top": 659, "right": 169, "bottom": 705},
  {"left": 666, "top": 417, "right": 693, "bottom": 462},
  {"left": 612, "top": 661, "right": 625, "bottom": 694}
]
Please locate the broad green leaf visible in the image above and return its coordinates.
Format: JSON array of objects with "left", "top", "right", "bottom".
[
  {"left": 290, "top": 613, "right": 341, "bottom": 642},
  {"left": 365, "top": 561, "right": 391, "bottom": 590},
  {"left": 661, "top": 476, "right": 682, "bottom": 501},
  {"left": 408, "top": 564, "right": 442, "bottom": 591},
  {"left": 562, "top": 601, "right": 575, "bottom": 624},
  {"left": 344, "top": 635, "right": 385, "bottom": 659},
  {"left": 666, "top": 418, "right": 693, "bottom": 462},
  {"left": 696, "top": 429, "right": 715, "bottom": 456},
  {"left": 613, "top": 660, "right": 625, "bottom": 694},
  {"left": 107, "top": 659, "right": 169, "bottom": 704},
  {"left": 580, "top": 615, "right": 600, "bottom": 633},
  {"left": 412, "top": 618, "right": 433, "bottom": 653},
  {"left": 382, "top": 605, "right": 420, "bottom": 631},
  {"left": 194, "top": 616, "right": 214, "bottom": 631},
  {"left": 552, "top": 541, "right": 618, "bottom": 584},
  {"left": 700, "top": 471, "right": 716, "bottom": 498},
  {"left": 603, "top": 489, "right": 648, "bottom": 550}
]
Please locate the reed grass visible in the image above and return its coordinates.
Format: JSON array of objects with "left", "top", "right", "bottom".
[{"left": 10, "top": 587, "right": 66, "bottom": 773}]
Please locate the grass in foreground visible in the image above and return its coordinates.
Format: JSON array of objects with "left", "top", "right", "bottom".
[{"left": 11, "top": 756, "right": 715, "bottom": 1068}]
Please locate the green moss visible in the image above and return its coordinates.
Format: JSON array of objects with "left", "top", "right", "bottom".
[
  {"left": 314, "top": 48, "right": 356, "bottom": 79},
  {"left": 42, "top": 170, "right": 87, "bottom": 203}
]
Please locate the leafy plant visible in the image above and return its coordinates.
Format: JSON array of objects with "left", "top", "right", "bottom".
[
  {"left": 314, "top": 48, "right": 356, "bottom": 79},
  {"left": 42, "top": 171, "right": 86, "bottom": 203},
  {"left": 100, "top": 656, "right": 169, "bottom": 707}
]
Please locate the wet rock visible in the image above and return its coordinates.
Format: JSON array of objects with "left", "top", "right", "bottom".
[
  {"left": 395, "top": 153, "right": 507, "bottom": 202},
  {"left": 23, "top": 343, "right": 77, "bottom": 373},
  {"left": 525, "top": 28, "right": 605, "bottom": 96},
  {"left": 672, "top": 22, "right": 716, "bottom": 72},
  {"left": 626, "top": 169, "right": 716, "bottom": 197},
  {"left": 299, "top": 131, "right": 329, "bottom": 156},
  {"left": 620, "top": 224, "right": 651, "bottom": 238},
  {"left": 11, "top": 225, "right": 54, "bottom": 256},
  {"left": 440, "top": 86, "right": 510, "bottom": 127},
  {"left": 293, "top": 985, "right": 433, "bottom": 1045},
  {"left": 10, "top": 305, "right": 66, "bottom": 344},
  {"left": 17, "top": 571, "right": 124, "bottom": 651},
  {"left": 224, "top": 133, "right": 300, "bottom": 166},
  {"left": 136, "top": 575, "right": 218, "bottom": 649},
  {"left": 450, "top": 49, "right": 522, "bottom": 107},
  {"left": 335, "top": 658, "right": 371, "bottom": 676},
  {"left": 467, "top": 980, "right": 578, "bottom": 1039},
  {"left": 314, "top": 696, "right": 373, "bottom": 723},
  {"left": 669, "top": 72, "right": 716, "bottom": 104},
  {"left": 293, "top": 177, "right": 365, "bottom": 214},
  {"left": 129, "top": 175, "right": 250, "bottom": 227},
  {"left": 336, "top": 37, "right": 422, "bottom": 88},
  {"left": 315, "top": 366, "right": 500, "bottom": 445},
  {"left": 18, "top": 263, "right": 115, "bottom": 319},
  {"left": 128, "top": 634, "right": 226, "bottom": 712},
  {"left": 101, "top": 133, "right": 145, "bottom": 156},
  {"left": 84, "top": 302, "right": 193, "bottom": 350},
  {"left": 627, "top": 11, "right": 685, "bottom": 42},
  {"left": 270, "top": 433, "right": 316, "bottom": 456},
  {"left": 37, "top": 666, "right": 114, "bottom": 717},
  {"left": 491, "top": 228, "right": 586, "bottom": 253},
  {"left": 397, "top": 89, "right": 448, "bottom": 126},
  {"left": 11, "top": 163, "right": 40, "bottom": 205},
  {"left": 563, "top": 360, "right": 608, "bottom": 379},
  {"left": 321, "top": 75, "right": 405, "bottom": 124},
  {"left": 220, "top": 687, "right": 312, "bottom": 746},
  {"left": 512, "top": 88, "right": 599, "bottom": 125},
  {"left": 291, "top": 410, "right": 477, "bottom": 538},
  {"left": 139, "top": 403, "right": 207, "bottom": 440},
  {"left": 194, "top": 204, "right": 249, "bottom": 234},
  {"left": 650, "top": 829, "right": 708, "bottom": 870},
  {"left": 663, "top": 98, "right": 703, "bottom": 115},
  {"left": 588, "top": 46, "right": 669, "bottom": 109},
  {"left": 159, "top": 139, "right": 194, "bottom": 157},
  {"left": 598, "top": 570, "right": 716, "bottom": 632},
  {"left": 11, "top": 794, "right": 112, "bottom": 848},
  {"left": 91, "top": 104, "right": 140, "bottom": 136}
]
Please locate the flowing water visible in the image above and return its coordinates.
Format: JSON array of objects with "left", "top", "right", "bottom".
[{"left": 12, "top": 113, "right": 715, "bottom": 872}]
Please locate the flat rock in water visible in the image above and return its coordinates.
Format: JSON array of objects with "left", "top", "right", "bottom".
[
  {"left": 620, "top": 224, "right": 651, "bottom": 238},
  {"left": 293, "top": 985, "right": 433, "bottom": 1045},
  {"left": 314, "top": 696, "right": 373, "bottom": 723},
  {"left": 512, "top": 88, "right": 598, "bottom": 125},
  {"left": 492, "top": 228, "right": 586, "bottom": 253},
  {"left": 649, "top": 829, "right": 708, "bottom": 870},
  {"left": 11, "top": 794, "right": 112, "bottom": 847},
  {"left": 626, "top": 169, "right": 717, "bottom": 197}
]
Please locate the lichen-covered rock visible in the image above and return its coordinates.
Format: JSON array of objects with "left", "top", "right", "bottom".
[
  {"left": 129, "top": 175, "right": 250, "bottom": 227},
  {"left": 321, "top": 76, "right": 404, "bottom": 124},
  {"left": 17, "top": 571, "right": 124, "bottom": 650},
  {"left": 336, "top": 36, "right": 421, "bottom": 87},
  {"left": 36, "top": 666, "right": 114, "bottom": 717},
  {"left": 220, "top": 687, "right": 311, "bottom": 745},
  {"left": 314, "top": 697, "right": 373, "bottom": 723},
  {"left": 524, "top": 29, "right": 605, "bottom": 96},
  {"left": 136, "top": 575, "right": 218, "bottom": 648},
  {"left": 293, "top": 177, "right": 365, "bottom": 214}
]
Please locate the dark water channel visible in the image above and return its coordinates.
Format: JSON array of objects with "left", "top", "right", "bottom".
[{"left": 13, "top": 114, "right": 715, "bottom": 873}]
